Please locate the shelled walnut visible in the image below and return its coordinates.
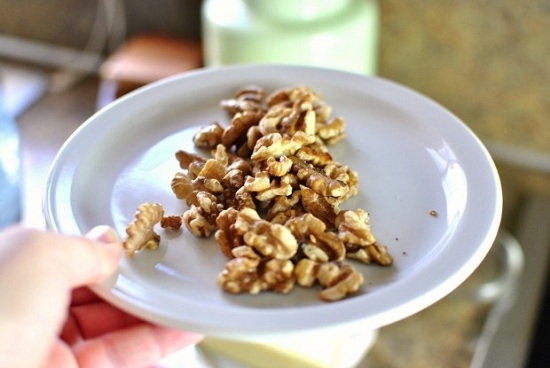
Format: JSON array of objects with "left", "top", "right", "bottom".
[
  {"left": 336, "top": 209, "right": 394, "bottom": 266},
  {"left": 123, "top": 202, "right": 164, "bottom": 257},
  {"left": 294, "top": 259, "right": 364, "bottom": 301}
]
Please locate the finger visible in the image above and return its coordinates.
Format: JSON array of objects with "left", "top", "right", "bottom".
[
  {"left": 43, "top": 341, "right": 77, "bottom": 368},
  {"left": 74, "top": 325, "right": 204, "bottom": 368},
  {"left": 0, "top": 226, "right": 121, "bottom": 322},
  {"left": 0, "top": 226, "right": 121, "bottom": 368},
  {"left": 64, "top": 288, "right": 115, "bottom": 345},
  {"left": 62, "top": 302, "right": 144, "bottom": 344},
  {"left": 0, "top": 225, "right": 121, "bottom": 292},
  {"left": 71, "top": 287, "right": 102, "bottom": 306}
]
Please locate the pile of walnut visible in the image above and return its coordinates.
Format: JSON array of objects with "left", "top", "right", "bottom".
[{"left": 123, "top": 85, "right": 393, "bottom": 302}]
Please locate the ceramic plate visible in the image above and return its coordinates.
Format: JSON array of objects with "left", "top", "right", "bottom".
[{"left": 44, "top": 64, "right": 502, "bottom": 339}]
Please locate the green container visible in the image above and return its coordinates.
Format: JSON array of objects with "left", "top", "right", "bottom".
[{"left": 202, "top": 0, "right": 380, "bottom": 75}]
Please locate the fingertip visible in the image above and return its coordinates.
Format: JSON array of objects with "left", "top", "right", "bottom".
[
  {"left": 86, "top": 225, "right": 120, "bottom": 244},
  {"left": 85, "top": 226, "right": 122, "bottom": 276}
]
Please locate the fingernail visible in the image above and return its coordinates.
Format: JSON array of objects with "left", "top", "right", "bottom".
[
  {"left": 86, "top": 226, "right": 122, "bottom": 274},
  {"left": 86, "top": 225, "right": 119, "bottom": 244}
]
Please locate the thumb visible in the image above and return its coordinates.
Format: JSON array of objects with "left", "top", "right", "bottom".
[
  {"left": 0, "top": 225, "right": 122, "bottom": 308},
  {"left": 81, "top": 225, "right": 123, "bottom": 283}
]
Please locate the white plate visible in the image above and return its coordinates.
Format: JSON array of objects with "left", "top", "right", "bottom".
[{"left": 44, "top": 64, "right": 502, "bottom": 339}]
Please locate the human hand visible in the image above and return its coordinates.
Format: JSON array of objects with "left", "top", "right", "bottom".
[{"left": 0, "top": 225, "right": 203, "bottom": 368}]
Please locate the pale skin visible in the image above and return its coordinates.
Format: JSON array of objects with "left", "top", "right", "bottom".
[{"left": 0, "top": 225, "right": 203, "bottom": 368}]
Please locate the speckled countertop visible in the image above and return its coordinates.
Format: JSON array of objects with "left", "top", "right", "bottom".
[
  {"left": 361, "top": 253, "right": 497, "bottom": 368},
  {"left": 377, "top": 0, "right": 550, "bottom": 156}
]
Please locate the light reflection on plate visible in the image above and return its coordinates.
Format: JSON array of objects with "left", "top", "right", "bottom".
[{"left": 44, "top": 64, "right": 502, "bottom": 339}]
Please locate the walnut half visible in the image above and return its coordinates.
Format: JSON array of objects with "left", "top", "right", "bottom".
[
  {"left": 234, "top": 208, "right": 298, "bottom": 260},
  {"left": 217, "top": 255, "right": 295, "bottom": 294},
  {"left": 294, "top": 259, "right": 364, "bottom": 301},
  {"left": 123, "top": 202, "right": 164, "bottom": 257}
]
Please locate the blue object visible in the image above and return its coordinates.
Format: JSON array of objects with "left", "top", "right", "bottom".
[{"left": 0, "top": 88, "right": 22, "bottom": 228}]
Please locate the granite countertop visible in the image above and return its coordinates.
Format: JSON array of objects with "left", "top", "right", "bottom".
[
  {"left": 362, "top": 255, "right": 497, "bottom": 368},
  {"left": 378, "top": 0, "right": 550, "bottom": 157}
]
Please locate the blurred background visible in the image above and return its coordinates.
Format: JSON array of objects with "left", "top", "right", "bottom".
[{"left": 0, "top": 1, "right": 549, "bottom": 367}]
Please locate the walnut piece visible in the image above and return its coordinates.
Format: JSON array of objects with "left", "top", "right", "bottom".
[
  {"left": 243, "top": 171, "right": 271, "bottom": 192},
  {"left": 217, "top": 257, "right": 264, "bottom": 294},
  {"left": 302, "top": 232, "right": 346, "bottom": 263},
  {"left": 295, "top": 145, "right": 333, "bottom": 167},
  {"left": 171, "top": 172, "right": 224, "bottom": 200},
  {"left": 292, "top": 157, "right": 349, "bottom": 198},
  {"left": 183, "top": 206, "right": 215, "bottom": 237},
  {"left": 234, "top": 208, "right": 298, "bottom": 260},
  {"left": 318, "top": 262, "right": 364, "bottom": 302},
  {"left": 175, "top": 149, "right": 206, "bottom": 171},
  {"left": 123, "top": 202, "right": 164, "bottom": 257},
  {"left": 300, "top": 186, "right": 339, "bottom": 229},
  {"left": 182, "top": 191, "right": 223, "bottom": 237},
  {"left": 336, "top": 209, "right": 376, "bottom": 246},
  {"left": 261, "top": 259, "right": 295, "bottom": 293},
  {"left": 251, "top": 132, "right": 316, "bottom": 161},
  {"left": 323, "top": 162, "right": 359, "bottom": 203},
  {"left": 316, "top": 116, "right": 346, "bottom": 145},
  {"left": 254, "top": 176, "right": 293, "bottom": 202},
  {"left": 222, "top": 111, "right": 263, "bottom": 150},
  {"left": 221, "top": 85, "right": 265, "bottom": 116},
  {"left": 336, "top": 209, "right": 394, "bottom": 266},
  {"left": 294, "top": 259, "right": 319, "bottom": 287},
  {"left": 193, "top": 122, "right": 224, "bottom": 149},
  {"left": 160, "top": 215, "right": 182, "bottom": 231},
  {"left": 215, "top": 208, "right": 243, "bottom": 259},
  {"left": 294, "top": 259, "right": 364, "bottom": 301},
  {"left": 258, "top": 105, "right": 292, "bottom": 135},
  {"left": 265, "top": 190, "right": 304, "bottom": 224},
  {"left": 217, "top": 251, "right": 295, "bottom": 294},
  {"left": 231, "top": 245, "right": 260, "bottom": 259},
  {"left": 266, "top": 155, "right": 293, "bottom": 177},
  {"left": 285, "top": 213, "right": 326, "bottom": 241}
]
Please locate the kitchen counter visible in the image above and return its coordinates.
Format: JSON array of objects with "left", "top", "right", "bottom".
[{"left": 15, "top": 76, "right": 549, "bottom": 368}]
